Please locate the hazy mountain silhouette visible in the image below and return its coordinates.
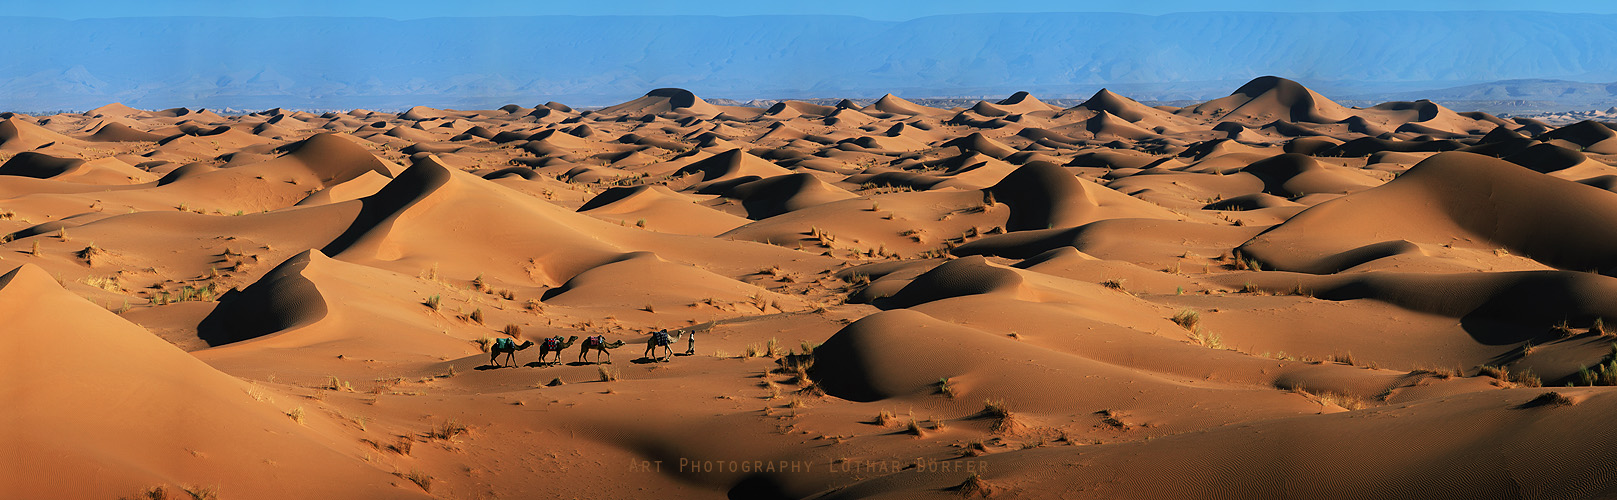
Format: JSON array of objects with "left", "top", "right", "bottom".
[{"left": 6, "top": 12, "right": 1617, "bottom": 110}]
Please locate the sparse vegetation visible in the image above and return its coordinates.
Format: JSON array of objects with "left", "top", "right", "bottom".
[
  {"left": 937, "top": 377, "right": 956, "bottom": 398},
  {"left": 1576, "top": 344, "right": 1617, "bottom": 386},
  {"left": 957, "top": 473, "right": 995, "bottom": 497},
  {"left": 905, "top": 419, "right": 925, "bottom": 437},
  {"left": 180, "top": 485, "right": 219, "bottom": 500},
  {"left": 388, "top": 436, "right": 414, "bottom": 455},
  {"left": 598, "top": 366, "right": 619, "bottom": 382},
  {"left": 1187, "top": 329, "right": 1224, "bottom": 349},
  {"left": 1479, "top": 365, "right": 1540, "bottom": 387},
  {"left": 1552, "top": 319, "right": 1577, "bottom": 338},
  {"left": 82, "top": 274, "right": 123, "bottom": 292},
  {"left": 427, "top": 419, "right": 468, "bottom": 440},
  {"left": 287, "top": 406, "right": 306, "bottom": 424},
  {"left": 325, "top": 376, "right": 354, "bottom": 392},
  {"left": 424, "top": 294, "right": 442, "bottom": 310},
  {"left": 981, "top": 399, "right": 1021, "bottom": 434},
  {"left": 875, "top": 410, "right": 897, "bottom": 427},
  {"left": 1171, "top": 309, "right": 1200, "bottom": 331},
  {"left": 404, "top": 469, "right": 433, "bottom": 492}
]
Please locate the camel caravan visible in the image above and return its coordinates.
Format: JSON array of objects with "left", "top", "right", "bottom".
[{"left": 485, "top": 329, "right": 684, "bottom": 368}]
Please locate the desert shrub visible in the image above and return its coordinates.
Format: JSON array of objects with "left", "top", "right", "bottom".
[{"left": 1171, "top": 310, "right": 1200, "bottom": 331}]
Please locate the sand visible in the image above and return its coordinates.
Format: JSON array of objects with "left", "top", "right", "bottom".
[{"left": 7, "top": 77, "right": 1617, "bottom": 498}]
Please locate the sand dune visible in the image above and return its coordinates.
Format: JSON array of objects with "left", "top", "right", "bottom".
[
  {"left": 0, "top": 265, "right": 424, "bottom": 500},
  {"left": 11, "top": 77, "right": 1617, "bottom": 498},
  {"left": 1239, "top": 151, "right": 1617, "bottom": 274}
]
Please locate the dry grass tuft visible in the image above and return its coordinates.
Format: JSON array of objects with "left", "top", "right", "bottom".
[
  {"left": 1552, "top": 319, "right": 1578, "bottom": 338},
  {"left": 387, "top": 436, "right": 414, "bottom": 455},
  {"left": 82, "top": 274, "right": 123, "bottom": 292},
  {"left": 957, "top": 440, "right": 989, "bottom": 457},
  {"left": 325, "top": 376, "right": 354, "bottom": 392},
  {"left": 286, "top": 406, "right": 306, "bottom": 424},
  {"left": 875, "top": 410, "right": 896, "bottom": 426},
  {"left": 1186, "top": 329, "right": 1223, "bottom": 350},
  {"left": 1171, "top": 309, "right": 1200, "bottom": 331},
  {"left": 957, "top": 473, "right": 995, "bottom": 497},
  {"left": 180, "top": 485, "right": 218, "bottom": 500},
  {"left": 905, "top": 419, "right": 925, "bottom": 437},
  {"left": 981, "top": 400, "right": 1023, "bottom": 434},
  {"left": 598, "top": 366, "right": 619, "bottom": 382},
  {"left": 403, "top": 469, "right": 432, "bottom": 492},
  {"left": 427, "top": 420, "right": 468, "bottom": 440}
]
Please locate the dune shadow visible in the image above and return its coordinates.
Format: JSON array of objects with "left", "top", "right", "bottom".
[{"left": 1459, "top": 315, "right": 1560, "bottom": 347}]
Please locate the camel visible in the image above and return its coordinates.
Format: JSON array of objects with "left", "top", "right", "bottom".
[
  {"left": 489, "top": 339, "right": 535, "bottom": 368},
  {"left": 537, "top": 335, "right": 579, "bottom": 365},
  {"left": 578, "top": 335, "right": 627, "bottom": 364},
  {"left": 644, "top": 329, "right": 684, "bottom": 362}
]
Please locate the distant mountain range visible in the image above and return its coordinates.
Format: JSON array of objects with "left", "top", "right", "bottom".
[{"left": 7, "top": 13, "right": 1617, "bottom": 112}]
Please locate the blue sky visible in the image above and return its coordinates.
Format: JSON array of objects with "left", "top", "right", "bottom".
[{"left": 18, "top": 0, "right": 1617, "bottom": 20}]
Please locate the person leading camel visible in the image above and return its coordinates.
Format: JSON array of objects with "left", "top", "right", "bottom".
[
  {"left": 489, "top": 337, "right": 535, "bottom": 368},
  {"left": 537, "top": 335, "right": 579, "bottom": 365},
  {"left": 578, "top": 335, "right": 626, "bottom": 364}
]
